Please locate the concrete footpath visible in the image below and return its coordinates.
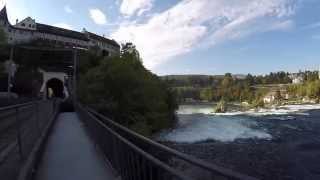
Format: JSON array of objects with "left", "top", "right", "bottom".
[{"left": 35, "top": 112, "right": 117, "bottom": 180}]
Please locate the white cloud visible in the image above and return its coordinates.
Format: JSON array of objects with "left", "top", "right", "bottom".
[
  {"left": 89, "top": 8, "right": 107, "bottom": 25},
  {"left": 64, "top": 5, "right": 73, "bottom": 13},
  {"left": 112, "top": 0, "right": 297, "bottom": 69},
  {"left": 268, "top": 20, "right": 295, "bottom": 31},
  {"left": 0, "top": 0, "right": 6, "bottom": 8},
  {"left": 53, "top": 23, "right": 73, "bottom": 30},
  {"left": 120, "top": 0, "right": 153, "bottom": 16}
]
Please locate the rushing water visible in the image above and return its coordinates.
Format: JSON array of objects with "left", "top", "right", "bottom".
[
  {"left": 158, "top": 104, "right": 320, "bottom": 180},
  {"left": 159, "top": 104, "right": 320, "bottom": 143}
]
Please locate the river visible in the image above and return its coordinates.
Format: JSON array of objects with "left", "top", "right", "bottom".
[{"left": 158, "top": 104, "right": 320, "bottom": 180}]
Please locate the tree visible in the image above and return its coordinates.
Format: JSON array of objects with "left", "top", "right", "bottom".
[
  {"left": 121, "top": 42, "right": 140, "bottom": 60},
  {"left": 78, "top": 44, "right": 178, "bottom": 136},
  {"left": 200, "top": 88, "right": 213, "bottom": 101},
  {"left": 221, "top": 73, "right": 233, "bottom": 87},
  {"left": 0, "top": 27, "right": 6, "bottom": 45},
  {"left": 0, "top": 28, "right": 7, "bottom": 77},
  {"left": 245, "top": 74, "right": 255, "bottom": 85}
]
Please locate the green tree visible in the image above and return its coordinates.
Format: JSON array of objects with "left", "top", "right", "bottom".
[
  {"left": 0, "top": 28, "right": 7, "bottom": 77},
  {"left": 121, "top": 42, "right": 140, "bottom": 60},
  {"left": 78, "top": 44, "right": 178, "bottom": 136},
  {"left": 0, "top": 27, "right": 6, "bottom": 45},
  {"left": 245, "top": 74, "right": 255, "bottom": 85},
  {"left": 200, "top": 88, "right": 213, "bottom": 101}
]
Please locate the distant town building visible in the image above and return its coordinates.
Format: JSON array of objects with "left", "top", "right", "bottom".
[
  {"left": 0, "top": 6, "right": 120, "bottom": 56},
  {"left": 263, "top": 91, "right": 276, "bottom": 104},
  {"left": 263, "top": 89, "right": 289, "bottom": 104},
  {"left": 289, "top": 73, "right": 304, "bottom": 84}
]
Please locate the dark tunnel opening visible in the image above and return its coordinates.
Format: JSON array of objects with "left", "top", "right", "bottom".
[{"left": 46, "top": 78, "right": 64, "bottom": 99}]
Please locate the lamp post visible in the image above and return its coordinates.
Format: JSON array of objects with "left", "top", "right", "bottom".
[
  {"left": 72, "top": 46, "right": 88, "bottom": 103},
  {"left": 7, "top": 45, "right": 15, "bottom": 102}
]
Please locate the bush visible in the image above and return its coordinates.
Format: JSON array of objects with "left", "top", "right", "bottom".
[{"left": 251, "top": 98, "right": 265, "bottom": 108}]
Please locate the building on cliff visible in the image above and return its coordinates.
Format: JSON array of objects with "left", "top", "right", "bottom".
[{"left": 0, "top": 6, "right": 120, "bottom": 56}]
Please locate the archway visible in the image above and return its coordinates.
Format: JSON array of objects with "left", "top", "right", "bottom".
[
  {"left": 102, "top": 50, "right": 109, "bottom": 57},
  {"left": 46, "top": 78, "right": 64, "bottom": 98}
]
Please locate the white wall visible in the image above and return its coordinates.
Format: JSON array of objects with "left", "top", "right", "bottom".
[{"left": 14, "top": 17, "right": 36, "bottom": 30}]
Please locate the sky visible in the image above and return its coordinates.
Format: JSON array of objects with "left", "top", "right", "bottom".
[{"left": 1, "top": 0, "right": 320, "bottom": 75}]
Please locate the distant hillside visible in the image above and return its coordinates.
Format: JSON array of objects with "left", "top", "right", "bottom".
[{"left": 161, "top": 74, "right": 246, "bottom": 81}]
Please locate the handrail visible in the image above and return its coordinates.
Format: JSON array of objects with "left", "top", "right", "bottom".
[
  {"left": 0, "top": 100, "right": 57, "bottom": 180},
  {"left": 82, "top": 105, "right": 192, "bottom": 180},
  {"left": 87, "top": 107, "right": 259, "bottom": 180},
  {"left": 0, "top": 102, "right": 34, "bottom": 111}
]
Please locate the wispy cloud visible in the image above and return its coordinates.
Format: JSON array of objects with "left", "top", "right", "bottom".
[
  {"left": 112, "top": 0, "right": 297, "bottom": 69},
  {"left": 53, "top": 23, "right": 73, "bottom": 30},
  {"left": 64, "top": 5, "right": 73, "bottom": 14},
  {"left": 120, "top": 0, "right": 153, "bottom": 16},
  {"left": 89, "top": 8, "right": 107, "bottom": 25}
]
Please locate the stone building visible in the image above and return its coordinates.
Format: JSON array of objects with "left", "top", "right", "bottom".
[
  {"left": 0, "top": 6, "right": 121, "bottom": 99},
  {"left": 0, "top": 6, "right": 120, "bottom": 56}
]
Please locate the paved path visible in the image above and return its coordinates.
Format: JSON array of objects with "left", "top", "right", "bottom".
[{"left": 36, "top": 112, "right": 117, "bottom": 180}]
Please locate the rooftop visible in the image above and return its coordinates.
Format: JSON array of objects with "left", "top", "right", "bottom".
[
  {"left": 36, "top": 23, "right": 89, "bottom": 41},
  {"left": 1, "top": 6, "right": 119, "bottom": 47},
  {"left": 86, "top": 31, "right": 120, "bottom": 47}
]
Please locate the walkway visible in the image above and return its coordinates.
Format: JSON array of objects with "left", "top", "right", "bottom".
[{"left": 35, "top": 112, "right": 117, "bottom": 180}]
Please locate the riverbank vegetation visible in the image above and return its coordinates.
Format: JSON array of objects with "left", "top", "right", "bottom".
[
  {"left": 78, "top": 43, "right": 178, "bottom": 136},
  {"left": 287, "top": 80, "right": 320, "bottom": 102},
  {"left": 165, "top": 71, "right": 320, "bottom": 111}
]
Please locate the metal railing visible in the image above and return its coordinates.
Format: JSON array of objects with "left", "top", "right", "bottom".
[
  {"left": 0, "top": 100, "right": 57, "bottom": 180},
  {"left": 77, "top": 104, "right": 193, "bottom": 180},
  {"left": 78, "top": 104, "right": 258, "bottom": 180}
]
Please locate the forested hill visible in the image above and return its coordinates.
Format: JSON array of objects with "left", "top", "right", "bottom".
[
  {"left": 161, "top": 74, "right": 246, "bottom": 87},
  {"left": 162, "top": 71, "right": 319, "bottom": 104}
]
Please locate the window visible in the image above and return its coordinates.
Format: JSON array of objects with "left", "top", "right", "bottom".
[
  {"left": 21, "top": 23, "right": 25, "bottom": 26},
  {"left": 29, "top": 24, "right": 31, "bottom": 28}
]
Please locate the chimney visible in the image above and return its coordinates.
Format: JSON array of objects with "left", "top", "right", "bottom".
[{"left": 16, "top": 19, "right": 18, "bottom": 24}]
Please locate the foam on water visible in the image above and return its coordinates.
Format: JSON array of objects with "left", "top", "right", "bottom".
[
  {"left": 177, "top": 105, "right": 213, "bottom": 115},
  {"left": 177, "top": 104, "right": 320, "bottom": 116},
  {"left": 161, "top": 104, "right": 320, "bottom": 143},
  {"left": 159, "top": 115, "right": 272, "bottom": 143}
]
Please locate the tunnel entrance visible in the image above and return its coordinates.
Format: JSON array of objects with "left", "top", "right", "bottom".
[
  {"left": 46, "top": 78, "right": 64, "bottom": 99},
  {"left": 102, "top": 50, "right": 109, "bottom": 57}
]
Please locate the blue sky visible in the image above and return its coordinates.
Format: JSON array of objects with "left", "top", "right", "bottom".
[{"left": 1, "top": 0, "right": 320, "bottom": 75}]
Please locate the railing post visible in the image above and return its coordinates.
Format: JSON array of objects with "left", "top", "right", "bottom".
[
  {"left": 16, "top": 107, "right": 24, "bottom": 161},
  {"left": 35, "top": 101, "right": 41, "bottom": 135}
]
